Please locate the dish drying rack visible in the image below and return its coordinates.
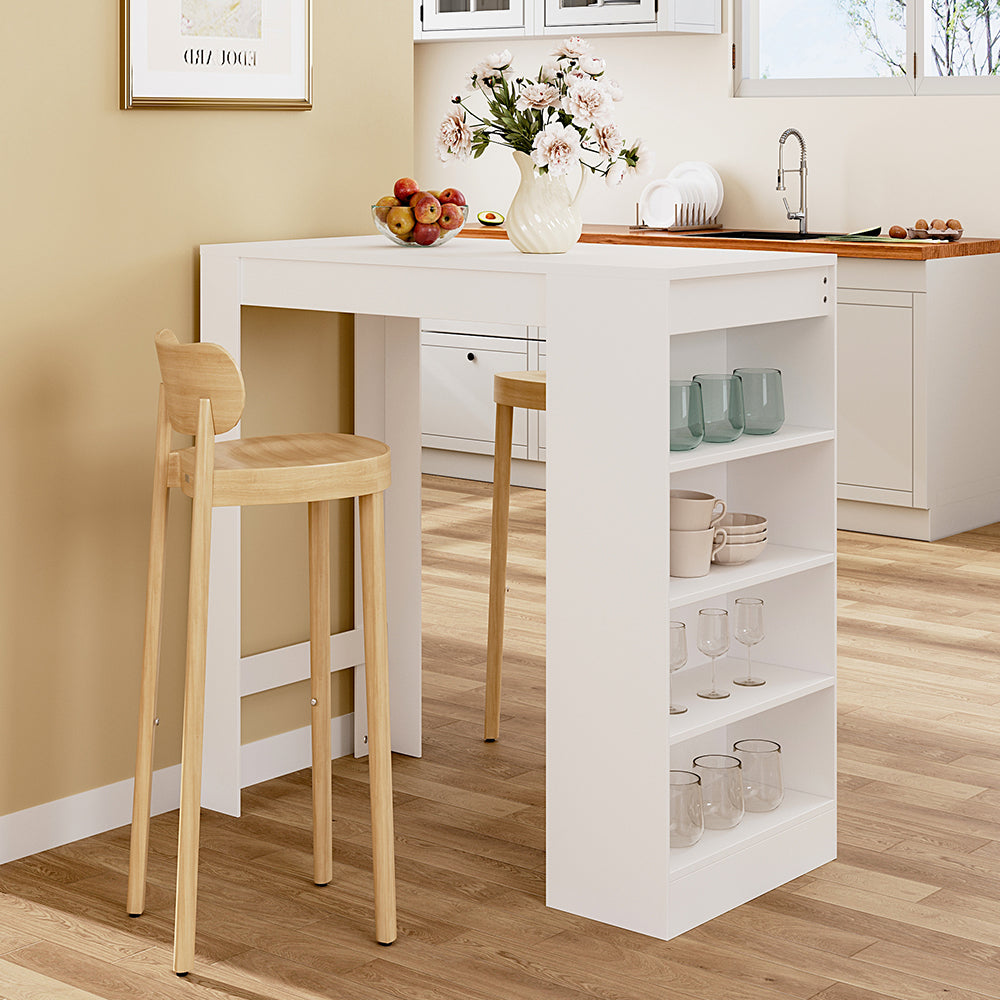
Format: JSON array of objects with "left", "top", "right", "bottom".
[{"left": 630, "top": 202, "right": 722, "bottom": 233}]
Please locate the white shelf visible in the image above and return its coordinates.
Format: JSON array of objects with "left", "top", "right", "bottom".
[
  {"left": 669, "top": 659, "right": 834, "bottom": 744},
  {"left": 670, "top": 425, "right": 834, "bottom": 473},
  {"left": 670, "top": 545, "right": 834, "bottom": 608},
  {"left": 669, "top": 788, "right": 834, "bottom": 880}
]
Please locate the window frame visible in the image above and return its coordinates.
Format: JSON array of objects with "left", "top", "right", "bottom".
[{"left": 734, "top": 0, "right": 1000, "bottom": 97}]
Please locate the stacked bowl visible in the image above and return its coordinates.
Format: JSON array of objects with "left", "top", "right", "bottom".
[{"left": 712, "top": 513, "right": 767, "bottom": 565}]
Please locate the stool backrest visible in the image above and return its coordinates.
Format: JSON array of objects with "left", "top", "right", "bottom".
[{"left": 155, "top": 329, "right": 246, "bottom": 435}]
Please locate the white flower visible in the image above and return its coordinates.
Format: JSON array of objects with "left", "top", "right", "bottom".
[
  {"left": 627, "top": 138, "right": 654, "bottom": 177},
  {"left": 552, "top": 36, "right": 591, "bottom": 59},
  {"left": 436, "top": 109, "right": 473, "bottom": 162},
  {"left": 515, "top": 82, "right": 561, "bottom": 111},
  {"left": 605, "top": 161, "right": 627, "bottom": 187},
  {"left": 604, "top": 77, "right": 624, "bottom": 102},
  {"left": 562, "top": 79, "right": 613, "bottom": 127},
  {"left": 476, "top": 49, "right": 513, "bottom": 84},
  {"left": 531, "top": 122, "right": 582, "bottom": 176},
  {"left": 579, "top": 55, "right": 606, "bottom": 77},
  {"left": 539, "top": 57, "right": 562, "bottom": 82},
  {"left": 591, "top": 122, "right": 624, "bottom": 161}
]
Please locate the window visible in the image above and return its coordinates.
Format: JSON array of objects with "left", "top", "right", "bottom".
[{"left": 736, "top": 0, "right": 1000, "bottom": 96}]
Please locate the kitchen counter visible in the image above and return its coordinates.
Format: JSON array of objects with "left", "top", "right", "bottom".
[
  {"left": 461, "top": 224, "right": 1000, "bottom": 260},
  {"left": 461, "top": 223, "right": 1000, "bottom": 541}
]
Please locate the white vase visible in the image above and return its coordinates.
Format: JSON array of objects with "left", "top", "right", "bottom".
[{"left": 505, "top": 150, "right": 587, "bottom": 254}]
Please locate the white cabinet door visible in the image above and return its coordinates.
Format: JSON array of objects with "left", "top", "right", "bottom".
[
  {"left": 421, "top": 333, "right": 530, "bottom": 457},
  {"left": 544, "top": 0, "right": 657, "bottom": 27},
  {"left": 421, "top": 0, "right": 525, "bottom": 31},
  {"left": 837, "top": 293, "right": 914, "bottom": 498}
]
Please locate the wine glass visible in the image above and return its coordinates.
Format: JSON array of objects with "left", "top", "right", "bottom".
[
  {"left": 733, "top": 597, "right": 766, "bottom": 687},
  {"left": 696, "top": 608, "right": 730, "bottom": 699},
  {"left": 669, "top": 621, "right": 688, "bottom": 715}
]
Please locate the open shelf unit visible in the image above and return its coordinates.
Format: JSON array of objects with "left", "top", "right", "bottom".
[
  {"left": 543, "top": 251, "right": 836, "bottom": 946},
  {"left": 664, "top": 287, "right": 838, "bottom": 934}
]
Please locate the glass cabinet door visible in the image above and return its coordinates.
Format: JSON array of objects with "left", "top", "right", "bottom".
[
  {"left": 421, "top": 0, "right": 525, "bottom": 31},
  {"left": 544, "top": 0, "right": 657, "bottom": 27}
]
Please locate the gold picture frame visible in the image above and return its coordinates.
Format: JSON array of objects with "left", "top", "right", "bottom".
[{"left": 121, "top": 0, "right": 312, "bottom": 109}]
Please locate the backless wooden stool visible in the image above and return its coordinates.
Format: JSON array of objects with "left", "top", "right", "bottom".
[
  {"left": 127, "top": 329, "right": 396, "bottom": 975},
  {"left": 485, "top": 370, "right": 546, "bottom": 742}
]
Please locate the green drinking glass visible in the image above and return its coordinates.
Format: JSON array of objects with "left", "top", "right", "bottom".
[
  {"left": 670, "top": 379, "right": 704, "bottom": 452},
  {"left": 694, "top": 373, "right": 745, "bottom": 443},
  {"left": 733, "top": 367, "right": 784, "bottom": 435}
]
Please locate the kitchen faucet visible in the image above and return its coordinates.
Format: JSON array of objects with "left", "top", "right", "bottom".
[{"left": 776, "top": 128, "right": 808, "bottom": 234}]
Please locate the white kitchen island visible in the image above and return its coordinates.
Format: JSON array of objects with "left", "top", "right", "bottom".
[{"left": 199, "top": 235, "right": 837, "bottom": 939}]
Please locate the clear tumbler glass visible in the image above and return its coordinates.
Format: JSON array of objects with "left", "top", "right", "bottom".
[
  {"left": 733, "top": 367, "right": 784, "bottom": 435},
  {"left": 694, "top": 373, "right": 745, "bottom": 443},
  {"left": 733, "top": 739, "right": 784, "bottom": 812},
  {"left": 670, "top": 379, "right": 705, "bottom": 452},
  {"left": 692, "top": 754, "right": 745, "bottom": 829},
  {"left": 670, "top": 770, "right": 704, "bottom": 847}
]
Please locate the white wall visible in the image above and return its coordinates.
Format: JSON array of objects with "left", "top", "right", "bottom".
[{"left": 415, "top": 23, "right": 1000, "bottom": 236}]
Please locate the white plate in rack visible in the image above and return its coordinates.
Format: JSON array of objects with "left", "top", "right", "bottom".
[
  {"left": 667, "top": 161, "right": 724, "bottom": 221},
  {"left": 638, "top": 178, "right": 683, "bottom": 228}
]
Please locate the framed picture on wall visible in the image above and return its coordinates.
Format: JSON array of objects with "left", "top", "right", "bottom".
[{"left": 121, "top": 0, "right": 312, "bottom": 109}]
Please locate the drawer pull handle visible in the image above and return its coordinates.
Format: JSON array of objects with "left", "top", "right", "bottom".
[{"left": 467, "top": 352, "right": 476, "bottom": 361}]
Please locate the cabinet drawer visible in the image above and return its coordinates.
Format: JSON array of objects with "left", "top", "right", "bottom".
[{"left": 421, "top": 335, "right": 530, "bottom": 453}]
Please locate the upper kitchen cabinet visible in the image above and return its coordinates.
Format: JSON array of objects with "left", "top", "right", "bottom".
[
  {"left": 419, "top": 0, "right": 526, "bottom": 34},
  {"left": 543, "top": 0, "right": 657, "bottom": 28},
  {"left": 414, "top": 0, "right": 721, "bottom": 40}
]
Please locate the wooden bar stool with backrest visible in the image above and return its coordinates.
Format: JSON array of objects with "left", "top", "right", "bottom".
[
  {"left": 485, "top": 370, "right": 546, "bottom": 742},
  {"left": 126, "top": 329, "right": 396, "bottom": 975}
]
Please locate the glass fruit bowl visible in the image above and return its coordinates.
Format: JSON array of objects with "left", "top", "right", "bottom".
[{"left": 372, "top": 203, "right": 468, "bottom": 248}]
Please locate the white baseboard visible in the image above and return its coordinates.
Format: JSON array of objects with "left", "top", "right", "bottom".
[{"left": 0, "top": 714, "right": 355, "bottom": 865}]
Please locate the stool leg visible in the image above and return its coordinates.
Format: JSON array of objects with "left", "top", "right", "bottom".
[
  {"left": 173, "top": 401, "right": 214, "bottom": 976},
  {"left": 128, "top": 387, "right": 171, "bottom": 916},
  {"left": 358, "top": 490, "right": 396, "bottom": 945},
  {"left": 308, "top": 500, "right": 333, "bottom": 886},
  {"left": 485, "top": 402, "right": 514, "bottom": 742}
]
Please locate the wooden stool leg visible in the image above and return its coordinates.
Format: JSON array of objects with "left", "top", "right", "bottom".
[
  {"left": 358, "top": 490, "right": 397, "bottom": 945},
  {"left": 128, "top": 387, "right": 172, "bottom": 916},
  {"left": 308, "top": 500, "right": 333, "bottom": 886},
  {"left": 173, "top": 401, "right": 214, "bottom": 976},
  {"left": 485, "top": 402, "right": 514, "bottom": 742}
]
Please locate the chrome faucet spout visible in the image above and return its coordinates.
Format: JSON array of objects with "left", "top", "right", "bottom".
[{"left": 777, "top": 128, "right": 808, "bottom": 233}]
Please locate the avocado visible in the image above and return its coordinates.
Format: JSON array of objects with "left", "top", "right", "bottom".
[{"left": 477, "top": 211, "right": 504, "bottom": 226}]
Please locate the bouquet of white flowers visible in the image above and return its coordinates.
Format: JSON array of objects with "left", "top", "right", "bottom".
[{"left": 436, "top": 36, "right": 652, "bottom": 187}]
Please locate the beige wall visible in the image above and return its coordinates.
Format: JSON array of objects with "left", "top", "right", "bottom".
[
  {"left": 415, "top": 9, "right": 1000, "bottom": 237},
  {"left": 0, "top": 2, "right": 414, "bottom": 816}
]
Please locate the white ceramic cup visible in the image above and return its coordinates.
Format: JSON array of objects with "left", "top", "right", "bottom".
[
  {"left": 670, "top": 489, "right": 727, "bottom": 531},
  {"left": 670, "top": 527, "right": 727, "bottom": 578}
]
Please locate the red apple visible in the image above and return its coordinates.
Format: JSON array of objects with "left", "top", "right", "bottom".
[
  {"left": 386, "top": 205, "right": 415, "bottom": 236},
  {"left": 413, "top": 193, "right": 442, "bottom": 224},
  {"left": 438, "top": 203, "right": 465, "bottom": 230},
  {"left": 374, "top": 195, "right": 399, "bottom": 222},
  {"left": 393, "top": 177, "right": 420, "bottom": 202},
  {"left": 412, "top": 222, "right": 440, "bottom": 246},
  {"left": 439, "top": 187, "right": 466, "bottom": 207}
]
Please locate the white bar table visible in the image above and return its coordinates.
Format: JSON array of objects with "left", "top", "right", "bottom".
[{"left": 199, "top": 235, "right": 837, "bottom": 939}]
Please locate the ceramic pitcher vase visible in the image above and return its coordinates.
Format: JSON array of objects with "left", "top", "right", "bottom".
[{"left": 506, "top": 151, "right": 587, "bottom": 254}]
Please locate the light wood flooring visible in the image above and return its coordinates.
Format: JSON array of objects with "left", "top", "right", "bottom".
[{"left": 2, "top": 474, "right": 1000, "bottom": 999}]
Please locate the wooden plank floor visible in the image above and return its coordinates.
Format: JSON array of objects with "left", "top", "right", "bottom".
[{"left": 2, "top": 474, "right": 999, "bottom": 999}]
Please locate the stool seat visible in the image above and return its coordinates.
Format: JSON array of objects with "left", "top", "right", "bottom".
[
  {"left": 176, "top": 433, "right": 391, "bottom": 506},
  {"left": 494, "top": 371, "right": 546, "bottom": 411}
]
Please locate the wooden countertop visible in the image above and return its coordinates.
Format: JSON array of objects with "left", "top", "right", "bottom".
[{"left": 460, "top": 224, "right": 1000, "bottom": 260}]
